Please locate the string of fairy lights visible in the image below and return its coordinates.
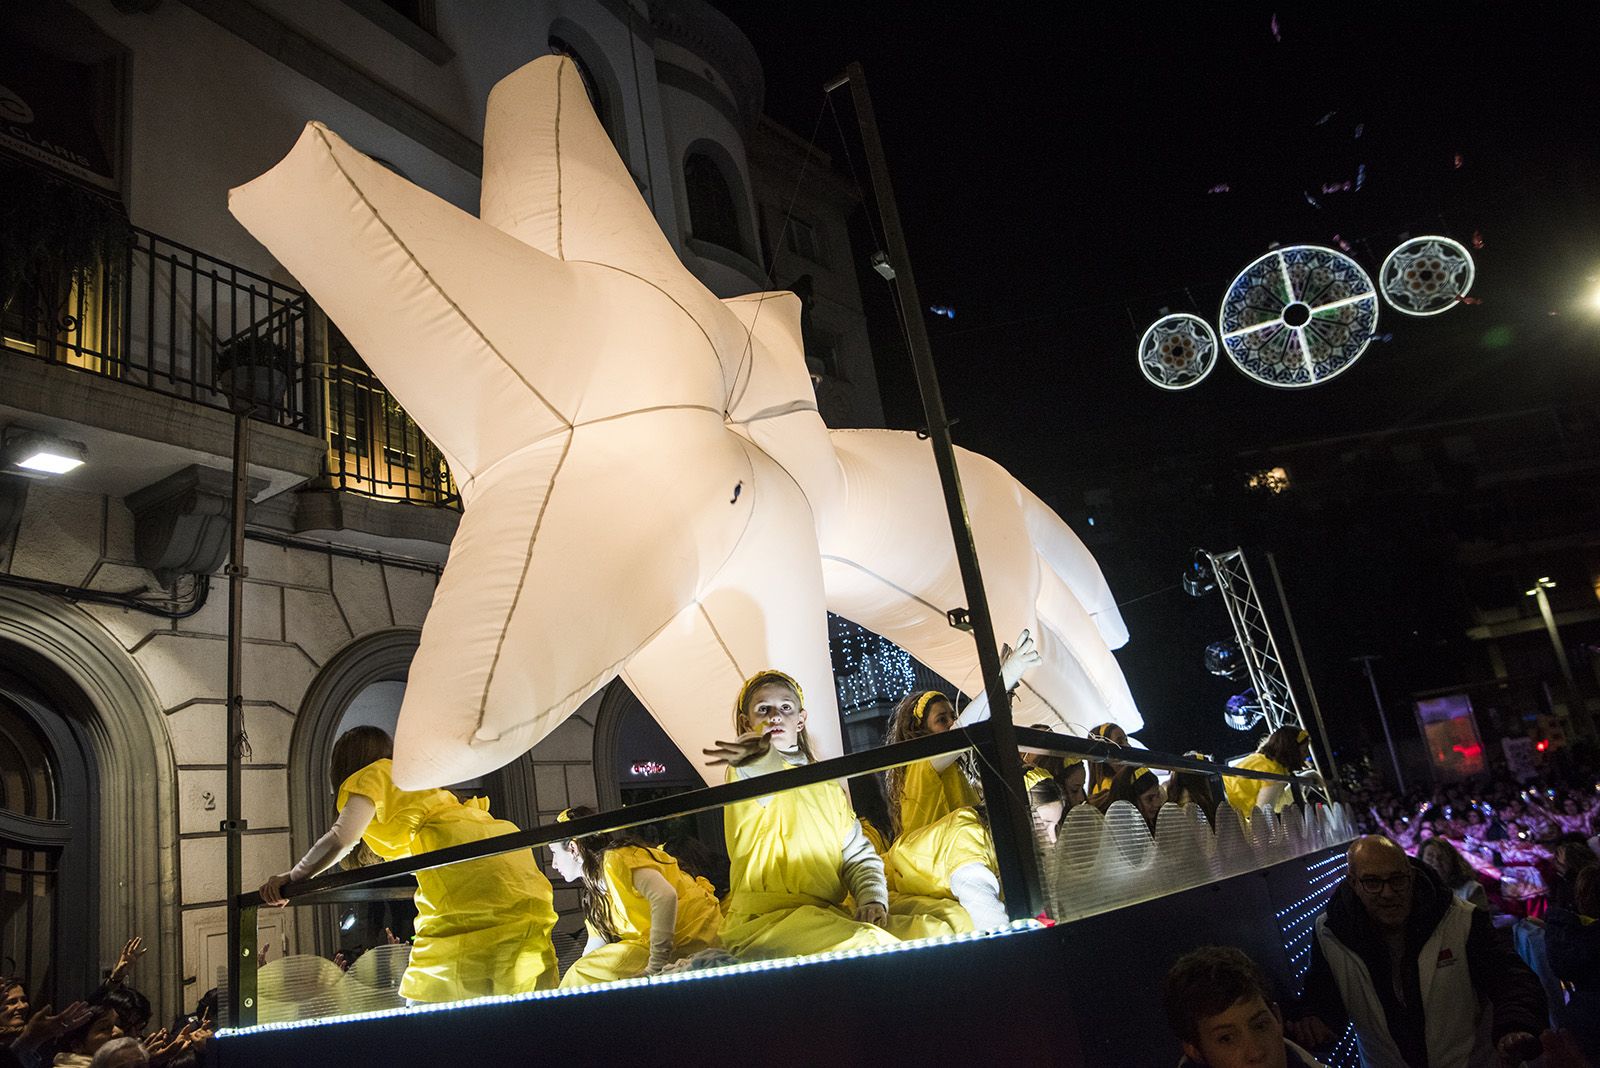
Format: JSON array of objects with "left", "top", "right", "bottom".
[{"left": 828, "top": 614, "right": 917, "bottom": 716}]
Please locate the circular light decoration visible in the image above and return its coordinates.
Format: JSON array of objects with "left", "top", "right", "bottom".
[
  {"left": 1220, "top": 245, "right": 1379, "bottom": 388},
  {"left": 1379, "top": 235, "right": 1474, "bottom": 316},
  {"left": 1138, "top": 313, "right": 1218, "bottom": 390}
]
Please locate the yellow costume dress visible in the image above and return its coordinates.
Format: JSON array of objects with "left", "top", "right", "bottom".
[
  {"left": 559, "top": 844, "right": 723, "bottom": 988},
  {"left": 721, "top": 752, "right": 900, "bottom": 960},
  {"left": 885, "top": 807, "right": 998, "bottom": 937},
  {"left": 1223, "top": 753, "right": 1291, "bottom": 820},
  {"left": 897, "top": 758, "right": 980, "bottom": 837},
  {"left": 337, "top": 759, "right": 558, "bottom": 1002}
]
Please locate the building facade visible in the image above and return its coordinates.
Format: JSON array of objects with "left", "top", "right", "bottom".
[{"left": 0, "top": 0, "right": 882, "bottom": 1019}]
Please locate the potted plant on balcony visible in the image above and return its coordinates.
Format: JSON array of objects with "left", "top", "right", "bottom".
[
  {"left": 0, "top": 159, "right": 130, "bottom": 345},
  {"left": 213, "top": 330, "right": 292, "bottom": 411}
]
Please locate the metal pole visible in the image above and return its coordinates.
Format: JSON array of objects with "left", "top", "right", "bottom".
[
  {"left": 1532, "top": 585, "right": 1593, "bottom": 739},
  {"left": 224, "top": 407, "right": 252, "bottom": 1024},
  {"left": 1355, "top": 655, "right": 1405, "bottom": 793},
  {"left": 829, "top": 62, "right": 1043, "bottom": 918},
  {"left": 1265, "top": 552, "right": 1339, "bottom": 783}
]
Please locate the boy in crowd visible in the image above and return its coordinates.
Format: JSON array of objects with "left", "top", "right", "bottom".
[{"left": 1162, "top": 946, "right": 1327, "bottom": 1068}]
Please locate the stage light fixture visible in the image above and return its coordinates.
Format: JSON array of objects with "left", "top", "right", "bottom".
[
  {"left": 1182, "top": 553, "right": 1216, "bottom": 597},
  {"left": 1204, "top": 640, "right": 1244, "bottom": 679},
  {"left": 1224, "top": 689, "right": 1264, "bottom": 731},
  {"left": 2, "top": 428, "right": 87, "bottom": 476}
]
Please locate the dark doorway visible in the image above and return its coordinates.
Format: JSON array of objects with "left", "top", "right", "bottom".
[{"left": 0, "top": 669, "right": 97, "bottom": 1008}]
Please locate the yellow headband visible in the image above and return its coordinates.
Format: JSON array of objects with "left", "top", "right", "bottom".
[
  {"left": 1296, "top": 729, "right": 1309, "bottom": 743},
  {"left": 735, "top": 670, "right": 804, "bottom": 725},
  {"left": 1023, "top": 766, "right": 1052, "bottom": 791},
  {"left": 555, "top": 808, "right": 574, "bottom": 823},
  {"left": 911, "top": 691, "right": 948, "bottom": 724}
]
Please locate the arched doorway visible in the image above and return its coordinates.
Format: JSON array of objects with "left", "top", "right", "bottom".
[
  {"left": 0, "top": 588, "right": 178, "bottom": 1022},
  {"left": 290, "top": 629, "right": 520, "bottom": 958},
  {"left": 0, "top": 671, "right": 96, "bottom": 1007},
  {"left": 590, "top": 681, "right": 726, "bottom": 892}
]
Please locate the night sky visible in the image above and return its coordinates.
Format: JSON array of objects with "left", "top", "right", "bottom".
[
  {"left": 710, "top": 4, "right": 1600, "bottom": 759},
  {"left": 716, "top": 4, "right": 1600, "bottom": 471}
]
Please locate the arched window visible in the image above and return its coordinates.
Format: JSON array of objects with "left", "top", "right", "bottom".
[
  {"left": 683, "top": 150, "right": 745, "bottom": 255},
  {"left": 548, "top": 34, "right": 621, "bottom": 156}
]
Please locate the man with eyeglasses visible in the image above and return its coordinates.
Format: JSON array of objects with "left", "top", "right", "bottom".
[{"left": 1285, "top": 835, "right": 1545, "bottom": 1067}]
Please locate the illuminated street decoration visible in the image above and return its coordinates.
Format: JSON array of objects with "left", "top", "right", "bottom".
[
  {"left": 1220, "top": 245, "right": 1378, "bottom": 388},
  {"left": 1137, "top": 313, "right": 1218, "bottom": 391},
  {"left": 1379, "top": 235, "right": 1475, "bottom": 316},
  {"left": 230, "top": 55, "right": 1140, "bottom": 789}
]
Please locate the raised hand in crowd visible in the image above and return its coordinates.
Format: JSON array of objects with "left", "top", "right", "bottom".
[
  {"left": 106, "top": 935, "right": 146, "bottom": 987},
  {"left": 12, "top": 1000, "right": 93, "bottom": 1054}
]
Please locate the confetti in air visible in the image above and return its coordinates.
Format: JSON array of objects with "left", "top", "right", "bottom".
[
  {"left": 1331, "top": 233, "right": 1353, "bottom": 253},
  {"left": 1270, "top": 13, "right": 1281, "bottom": 41},
  {"left": 1453, "top": 152, "right": 1465, "bottom": 169},
  {"left": 1315, "top": 111, "right": 1337, "bottom": 126},
  {"left": 1302, "top": 191, "right": 1323, "bottom": 210},
  {"left": 1355, "top": 163, "right": 1367, "bottom": 190},
  {"left": 1353, "top": 123, "right": 1364, "bottom": 139},
  {"left": 1207, "top": 182, "right": 1232, "bottom": 194},
  {"left": 1471, "top": 230, "right": 1484, "bottom": 249}
]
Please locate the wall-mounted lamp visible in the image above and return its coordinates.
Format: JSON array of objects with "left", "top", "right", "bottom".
[{"left": 3, "top": 428, "right": 88, "bottom": 476}]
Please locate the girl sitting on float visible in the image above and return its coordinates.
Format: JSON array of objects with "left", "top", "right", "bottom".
[
  {"left": 1094, "top": 765, "right": 1166, "bottom": 833},
  {"left": 548, "top": 805, "right": 723, "bottom": 987},
  {"left": 885, "top": 768, "right": 1066, "bottom": 934},
  {"left": 1086, "top": 721, "right": 1130, "bottom": 802},
  {"left": 260, "top": 726, "right": 559, "bottom": 1002},
  {"left": 881, "top": 630, "right": 1040, "bottom": 839},
  {"left": 702, "top": 670, "right": 900, "bottom": 960},
  {"left": 1223, "top": 726, "right": 1312, "bottom": 821}
]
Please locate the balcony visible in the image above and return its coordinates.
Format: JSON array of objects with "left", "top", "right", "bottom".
[{"left": 1, "top": 220, "right": 457, "bottom": 517}]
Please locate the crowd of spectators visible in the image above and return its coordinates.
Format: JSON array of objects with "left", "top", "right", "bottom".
[
  {"left": 0, "top": 939, "right": 214, "bottom": 1068},
  {"left": 1156, "top": 742, "right": 1600, "bottom": 1068}
]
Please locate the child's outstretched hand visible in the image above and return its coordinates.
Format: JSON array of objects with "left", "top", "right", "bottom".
[
  {"left": 1000, "top": 628, "right": 1040, "bottom": 692},
  {"left": 702, "top": 729, "right": 775, "bottom": 768}
]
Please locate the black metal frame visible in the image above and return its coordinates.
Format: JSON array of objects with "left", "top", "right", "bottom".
[{"left": 228, "top": 727, "right": 1306, "bottom": 1027}]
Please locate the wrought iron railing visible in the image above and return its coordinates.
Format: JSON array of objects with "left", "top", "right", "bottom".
[
  {"left": 311, "top": 324, "right": 460, "bottom": 507},
  {"left": 2, "top": 223, "right": 460, "bottom": 508},
  {"left": 1, "top": 226, "right": 311, "bottom": 429}
]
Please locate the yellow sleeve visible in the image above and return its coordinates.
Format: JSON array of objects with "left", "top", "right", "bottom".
[{"left": 336, "top": 759, "right": 394, "bottom": 824}]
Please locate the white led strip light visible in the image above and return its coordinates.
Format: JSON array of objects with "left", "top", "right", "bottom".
[{"left": 221, "top": 919, "right": 1045, "bottom": 1037}]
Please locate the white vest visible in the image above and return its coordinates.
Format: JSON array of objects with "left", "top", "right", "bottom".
[{"left": 1314, "top": 896, "right": 1494, "bottom": 1068}]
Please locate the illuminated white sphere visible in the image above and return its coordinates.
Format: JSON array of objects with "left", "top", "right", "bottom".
[
  {"left": 1379, "top": 235, "right": 1475, "bottom": 316},
  {"left": 1220, "top": 245, "right": 1378, "bottom": 388},
  {"left": 1138, "top": 313, "right": 1219, "bottom": 391}
]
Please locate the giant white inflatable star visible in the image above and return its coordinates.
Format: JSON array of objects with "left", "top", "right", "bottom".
[{"left": 231, "top": 56, "right": 1139, "bottom": 789}]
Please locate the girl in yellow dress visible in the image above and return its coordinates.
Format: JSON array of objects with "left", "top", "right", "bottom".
[
  {"left": 548, "top": 805, "right": 723, "bottom": 987},
  {"left": 886, "top": 770, "right": 1066, "bottom": 934},
  {"left": 260, "top": 727, "right": 559, "bottom": 1003},
  {"left": 702, "top": 670, "right": 901, "bottom": 960},
  {"left": 881, "top": 630, "right": 1039, "bottom": 839},
  {"left": 1223, "top": 726, "right": 1311, "bottom": 821},
  {"left": 1086, "top": 721, "right": 1129, "bottom": 801}
]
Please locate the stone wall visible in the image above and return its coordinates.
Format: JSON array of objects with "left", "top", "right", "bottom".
[{"left": 0, "top": 477, "right": 598, "bottom": 1010}]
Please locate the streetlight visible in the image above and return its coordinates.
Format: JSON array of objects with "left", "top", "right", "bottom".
[{"left": 1526, "top": 576, "right": 1592, "bottom": 739}]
